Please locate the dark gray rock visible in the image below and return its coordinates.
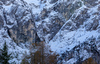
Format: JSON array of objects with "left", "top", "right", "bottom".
[
  {"left": 50, "top": 0, "right": 58, "bottom": 4},
  {"left": 82, "top": 0, "right": 98, "bottom": 7},
  {"left": 85, "top": 19, "right": 99, "bottom": 31},
  {"left": 0, "top": 15, "right": 4, "bottom": 29},
  {"left": 74, "top": 8, "right": 90, "bottom": 28},
  {"left": 0, "top": 8, "right": 4, "bottom": 29},
  {"left": 40, "top": 9, "right": 49, "bottom": 19},
  {"left": 36, "top": 15, "right": 65, "bottom": 42},
  {"left": 60, "top": 37, "right": 100, "bottom": 64},
  {"left": 8, "top": 20, "right": 40, "bottom": 43},
  {"left": 85, "top": 23, "right": 93, "bottom": 31},
  {"left": 92, "top": 20, "right": 99, "bottom": 30},
  {"left": 53, "top": 1, "right": 82, "bottom": 21}
]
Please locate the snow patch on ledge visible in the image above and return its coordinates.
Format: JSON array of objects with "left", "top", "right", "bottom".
[
  {"left": 3, "top": 4, "right": 12, "bottom": 13},
  {"left": 23, "top": 0, "right": 40, "bottom": 5}
]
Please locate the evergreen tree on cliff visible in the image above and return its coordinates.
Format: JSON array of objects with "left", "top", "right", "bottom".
[{"left": 0, "top": 42, "right": 10, "bottom": 64}]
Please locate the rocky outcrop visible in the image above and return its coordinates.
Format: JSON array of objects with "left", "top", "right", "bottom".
[
  {"left": 36, "top": 15, "right": 65, "bottom": 42},
  {"left": 82, "top": 0, "right": 98, "bottom": 7},
  {"left": 8, "top": 20, "right": 37, "bottom": 43},
  {"left": 48, "top": 0, "right": 100, "bottom": 64},
  {"left": 0, "top": 7, "right": 4, "bottom": 29},
  {"left": 0, "top": 15, "right": 4, "bottom": 29},
  {"left": 53, "top": 0, "right": 82, "bottom": 20},
  {"left": 0, "top": 0, "right": 100, "bottom": 64},
  {"left": 60, "top": 37, "right": 100, "bottom": 64}
]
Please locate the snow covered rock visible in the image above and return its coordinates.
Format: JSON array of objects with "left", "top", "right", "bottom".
[{"left": 0, "top": 0, "right": 100, "bottom": 64}]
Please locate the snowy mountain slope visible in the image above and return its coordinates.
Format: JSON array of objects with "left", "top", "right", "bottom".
[
  {"left": 0, "top": 0, "right": 100, "bottom": 64},
  {"left": 48, "top": 0, "right": 100, "bottom": 63},
  {"left": 49, "top": 3, "right": 100, "bottom": 53}
]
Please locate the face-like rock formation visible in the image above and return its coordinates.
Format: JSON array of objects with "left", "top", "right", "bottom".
[{"left": 8, "top": 20, "right": 37, "bottom": 43}]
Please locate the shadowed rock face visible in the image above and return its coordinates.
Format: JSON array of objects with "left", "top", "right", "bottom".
[
  {"left": 8, "top": 20, "right": 39, "bottom": 43},
  {"left": 53, "top": 1, "right": 82, "bottom": 20},
  {"left": 50, "top": 0, "right": 58, "bottom": 4},
  {"left": 0, "top": 15, "right": 4, "bottom": 29},
  {"left": 82, "top": 0, "right": 98, "bottom": 7},
  {"left": 0, "top": 7, "right": 4, "bottom": 29},
  {"left": 36, "top": 16, "right": 65, "bottom": 42}
]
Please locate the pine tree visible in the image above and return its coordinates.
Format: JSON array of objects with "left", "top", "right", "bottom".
[
  {"left": 0, "top": 42, "right": 10, "bottom": 64},
  {"left": 0, "top": 50, "right": 3, "bottom": 64}
]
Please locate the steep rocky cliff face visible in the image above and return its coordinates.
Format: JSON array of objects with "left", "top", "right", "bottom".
[{"left": 0, "top": 0, "right": 100, "bottom": 64}]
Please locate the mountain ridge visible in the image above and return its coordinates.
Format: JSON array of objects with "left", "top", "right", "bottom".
[{"left": 0, "top": 0, "right": 100, "bottom": 64}]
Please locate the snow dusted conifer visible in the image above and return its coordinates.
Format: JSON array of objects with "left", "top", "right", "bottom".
[{"left": 0, "top": 42, "right": 10, "bottom": 64}]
